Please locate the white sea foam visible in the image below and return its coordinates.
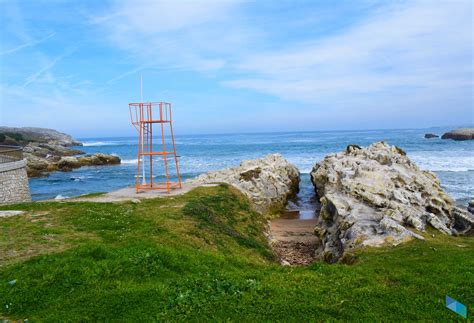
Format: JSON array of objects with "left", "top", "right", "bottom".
[
  {"left": 54, "top": 194, "right": 68, "bottom": 200},
  {"left": 83, "top": 141, "right": 115, "bottom": 147},
  {"left": 121, "top": 159, "right": 139, "bottom": 164},
  {"left": 294, "top": 159, "right": 474, "bottom": 173},
  {"left": 285, "top": 153, "right": 474, "bottom": 173},
  {"left": 410, "top": 154, "right": 474, "bottom": 172},
  {"left": 82, "top": 140, "right": 135, "bottom": 147},
  {"left": 175, "top": 153, "right": 474, "bottom": 174}
]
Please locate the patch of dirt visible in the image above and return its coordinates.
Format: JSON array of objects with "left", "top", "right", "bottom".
[
  {"left": 269, "top": 218, "right": 320, "bottom": 266},
  {"left": 68, "top": 183, "right": 217, "bottom": 203}
]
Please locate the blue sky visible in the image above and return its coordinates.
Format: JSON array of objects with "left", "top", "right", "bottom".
[{"left": 0, "top": 0, "right": 472, "bottom": 138}]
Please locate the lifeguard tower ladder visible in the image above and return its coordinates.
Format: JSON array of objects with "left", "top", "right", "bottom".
[{"left": 129, "top": 102, "right": 182, "bottom": 192}]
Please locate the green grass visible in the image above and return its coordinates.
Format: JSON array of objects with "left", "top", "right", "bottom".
[{"left": 0, "top": 184, "right": 473, "bottom": 321}]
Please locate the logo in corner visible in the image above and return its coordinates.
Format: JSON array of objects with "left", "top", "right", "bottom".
[{"left": 446, "top": 295, "right": 467, "bottom": 319}]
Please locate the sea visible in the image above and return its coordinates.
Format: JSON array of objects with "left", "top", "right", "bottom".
[{"left": 29, "top": 128, "right": 473, "bottom": 212}]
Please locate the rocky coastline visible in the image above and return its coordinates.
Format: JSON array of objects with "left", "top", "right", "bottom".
[
  {"left": 0, "top": 127, "right": 120, "bottom": 177},
  {"left": 3, "top": 127, "right": 471, "bottom": 265},
  {"left": 187, "top": 147, "right": 473, "bottom": 265}
]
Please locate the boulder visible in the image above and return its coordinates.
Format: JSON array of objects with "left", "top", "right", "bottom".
[
  {"left": 310, "top": 141, "right": 473, "bottom": 263},
  {"left": 26, "top": 155, "right": 53, "bottom": 177},
  {"left": 187, "top": 154, "right": 299, "bottom": 214},
  {"left": 57, "top": 156, "right": 83, "bottom": 171},
  {"left": 441, "top": 128, "right": 474, "bottom": 141},
  {"left": 468, "top": 200, "right": 474, "bottom": 215},
  {"left": 77, "top": 153, "right": 121, "bottom": 166},
  {"left": 57, "top": 154, "right": 121, "bottom": 171},
  {"left": 424, "top": 133, "right": 439, "bottom": 139}
]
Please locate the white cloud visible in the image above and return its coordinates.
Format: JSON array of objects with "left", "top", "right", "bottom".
[
  {"left": 94, "top": 0, "right": 259, "bottom": 76},
  {"left": 224, "top": 0, "right": 473, "bottom": 104},
  {"left": 96, "top": 0, "right": 472, "bottom": 111},
  {"left": 0, "top": 32, "right": 55, "bottom": 56},
  {"left": 23, "top": 47, "right": 76, "bottom": 87},
  {"left": 95, "top": 0, "right": 234, "bottom": 34}
]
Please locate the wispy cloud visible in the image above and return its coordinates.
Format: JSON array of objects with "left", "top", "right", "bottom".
[
  {"left": 224, "top": 1, "right": 473, "bottom": 104},
  {"left": 107, "top": 65, "right": 148, "bottom": 84},
  {"left": 23, "top": 47, "right": 77, "bottom": 87},
  {"left": 94, "top": 0, "right": 257, "bottom": 74},
  {"left": 1, "top": 32, "right": 55, "bottom": 56},
  {"left": 95, "top": 0, "right": 472, "bottom": 108}
]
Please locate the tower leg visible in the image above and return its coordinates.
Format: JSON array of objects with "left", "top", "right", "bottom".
[
  {"left": 136, "top": 105, "right": 143, "bottom": 193},
  {"left": 160, "top": 103, "right": 170, "bottom": 193},
  {"left": 168, "top": 104, "right": 182, "bottom": 189}
]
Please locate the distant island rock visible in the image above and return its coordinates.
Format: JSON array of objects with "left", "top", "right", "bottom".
[
  {"left": 0, "top": 126, "right": 120, "bottom": 177},
  {"left": 310, "top": 142, "right": 473, "bottom": 263},
  {"left": 441, "top": 128, "right": 474, "bottom": 141},
  {"left": 424, "top": 133, "right": 439, "bottom": 139}
]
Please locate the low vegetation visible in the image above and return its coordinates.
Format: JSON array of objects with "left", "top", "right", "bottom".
[
  {"left": 1, "top": 184, "right": 473, "bottom": 321},
  {"left": 0, "top": 132, "right": 25, "bottom": 145}
]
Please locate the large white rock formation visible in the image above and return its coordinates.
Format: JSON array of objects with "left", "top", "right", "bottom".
[{"left": 311, "top": 142, "right": 473, "bottom": 262}]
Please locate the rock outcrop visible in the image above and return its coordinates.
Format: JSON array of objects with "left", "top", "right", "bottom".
[
  {"left": 26, "top": 145, "right": 120, "bottom": 177},
  {"left": 441, "top": 128, "right": 474, "bottom": 141},
  {"left": 310, "top": 142, "right": 474, "bottom": 263},
  {"left": 24, "top": 142, "right": 82, "bottom": 177},
  {"left": 424, "top": 133, "right": 438, "bottom": 139},
  {"left": 187, "top": 154, "right": 299, "bottom": 214},
  {"left": 0, "top": 127, "right": 120, "bottom": 177},
  {"left": 468, "top": 200, "right": 474, "bottom": 215},
  {"left": 56, "top": 153, "right": 121, "bottom": 172}
]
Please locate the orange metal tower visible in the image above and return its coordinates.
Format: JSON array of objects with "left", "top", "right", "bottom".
[{"left": 129, "top": 102, "right": 182, "bottom": 192}]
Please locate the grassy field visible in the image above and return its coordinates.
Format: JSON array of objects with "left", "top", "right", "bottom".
[{"left": 1, "top": 184, "right": 473, "bottom": 321}]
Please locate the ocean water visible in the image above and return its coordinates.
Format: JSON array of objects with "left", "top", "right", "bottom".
[{"left": 29, "top": 128, "right": 473, "bottom": 210}]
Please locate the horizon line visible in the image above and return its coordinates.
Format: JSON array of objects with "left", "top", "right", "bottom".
[{"left": 74, "top": 124, "right": 474, "bottom": 140}]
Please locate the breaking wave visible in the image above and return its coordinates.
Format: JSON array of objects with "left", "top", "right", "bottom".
[{"left": 121, "top": 159, "right": 139, "bottom": 164}]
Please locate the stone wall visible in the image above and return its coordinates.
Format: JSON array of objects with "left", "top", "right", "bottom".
[{"left": 0, "top": 159, "right": 31, "bottom": 205}]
